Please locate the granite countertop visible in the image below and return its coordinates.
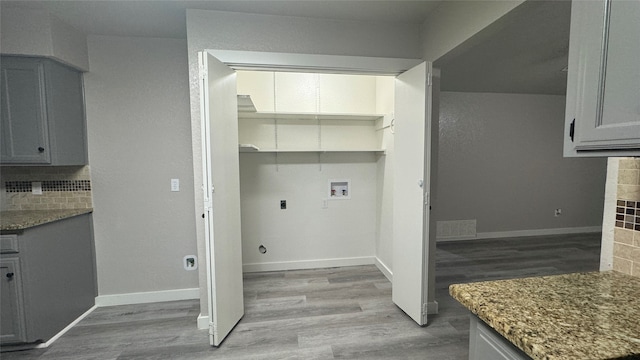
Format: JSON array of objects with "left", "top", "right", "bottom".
[
  {"left": 450, "top": 271, "right": 640, "bottom": 360},
  {"left": 0, "top": 209, "right": 93, "bottom": 231}
]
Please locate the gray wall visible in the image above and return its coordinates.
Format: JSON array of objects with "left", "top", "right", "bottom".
[
  {"left": 186, "top": 9, "right": 425, "bottom": 317},
  {"left": 436, "top": 92, "right": 607, "bottom": 235},
  {"left": 84, "top": 35, "right": 198, "bottom": 297}
]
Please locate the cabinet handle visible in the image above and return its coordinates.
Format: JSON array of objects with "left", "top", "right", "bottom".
[
  {"left": 38, "top": 147, "right": 45, "bottom": 153},
  {"left": 6, "top": 272, "right": 14, "bottom": 279},
  {"left": 569, "top": 119, "right": 575, "bottom": 142}
]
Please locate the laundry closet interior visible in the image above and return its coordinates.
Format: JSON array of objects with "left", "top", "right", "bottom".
[{"left": 234, "top": 70, "right": 397, "bottom": 274}]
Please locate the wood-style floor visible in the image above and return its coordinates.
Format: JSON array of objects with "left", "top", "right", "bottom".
[{"left": 1, "top": 233, "right": 601, "bottom": 360}]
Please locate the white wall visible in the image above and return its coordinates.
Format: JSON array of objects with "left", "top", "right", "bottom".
[
  {"left": 84, "top": 35, "right": 198, "bottom": 300},
  {"left": 240, "top": 153, "right": 377, "bottom": 271},
  {"left": 0, "top": 6, "right": 89, "bottom": 71},
  {"left": 436, "top": 92, "right": 607, "bottom": 236},
  {"left": 374, "top": 76, "right": 396, "bottom": 276},
  {"left": 236, "top": 71, "right": 391, "bottom": 271}
]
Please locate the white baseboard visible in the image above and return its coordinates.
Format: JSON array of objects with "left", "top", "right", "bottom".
[
  {"left": 427, "top": 301, "right": 438, "bottom": 315},
  {"left": 197, "top": 314, "right": 209, "bottom": 330},
  {"left": 436, "top": 226, "right": 602, "bottom": 242},
  {"left": 243, "top": 256, "right": 375, "bottom": 273},
  {"left": 374, "top": 257, "right": 393, "bottom": 282},
  {"left": 95, "top": 288, "right": 200, "bottom": 307},
  {"left": 34, "top": 305, "right": 98, "bottom": 348}
]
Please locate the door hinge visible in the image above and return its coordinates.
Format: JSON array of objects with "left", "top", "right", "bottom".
[
  {"left": 424, "top": 192, "right": 430, "bottom": 206},
  {"left": 569, "top": 119, "right": 575, "bottom": 142},
  {"left": 422, "top": 303, "right": 428, "bottom": 315},
  {"left": 427, "top": 73, "right": 433, "bottom": 86}
]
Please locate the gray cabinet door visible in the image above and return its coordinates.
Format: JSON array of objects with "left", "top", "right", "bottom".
[
  {"left": 0, "top": 58, "right": 51, "bottom": 164},
  {"left": 469, "top": 316, "right": 530, "bottom": 360},
  {"left": 564, "top": 0, "right": 640, "bottom": 156},
  {"left": 0, "top": 258, "right": 27, "bottom": 344},
  {"left": 43, "top": 59, "right": 88, "bottom": 165}
]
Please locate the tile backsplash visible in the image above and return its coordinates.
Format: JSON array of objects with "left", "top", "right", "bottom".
[
  {"left": 612, "top": 158, "right": 640, "bottom": 277},
  {"left": 0, "top": 166, "right": 93, "bottom": 211}
]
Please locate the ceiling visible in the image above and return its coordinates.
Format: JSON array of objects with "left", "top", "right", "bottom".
[
  {"left": 1, "top": 0, "right": 571, "bottom": 95},
  {"left": 1, "top": 0, "right": 442, "bottom": 39},
  {"left": 435, "top": 0, "right": 572, "bottom": 95}
]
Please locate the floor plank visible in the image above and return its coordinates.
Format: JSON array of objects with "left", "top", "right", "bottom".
[{"left": 0, "top": 233, "right": 601, "bottom": 359}]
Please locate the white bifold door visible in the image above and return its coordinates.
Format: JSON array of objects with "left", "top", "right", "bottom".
[
  {"left": 198, "top": 50, "right": 433, "bottom": 345},
  {"left": 198, "top": 51, "right": 244, "bottom": 347},
  {"left": 392, "top": 62, "right": 433, "bottom": 326}
]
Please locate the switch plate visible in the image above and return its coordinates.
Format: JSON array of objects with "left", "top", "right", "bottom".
[{"left": 171, "top": 179, "right": 180, "bottom": 192}]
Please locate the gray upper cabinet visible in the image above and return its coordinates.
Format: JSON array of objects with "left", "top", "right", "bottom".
[
  {"left": 1, "top": 56, "right": 88, "bottom": 165},
  {"left": 564, "top": 0, "right": 640, "bottom": 157}
]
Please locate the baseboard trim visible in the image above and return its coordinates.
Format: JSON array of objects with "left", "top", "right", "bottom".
[
  {"left": 437, "top": 226, "right": 601, "bottom": 242},
  {"left": 95, "top": 288, "right": 200, "bottom": 307},
  {"left": 243, "top": 256, "right": 375, "bottom": 273},
  {"left": 374, "top": 257, "right": 393, "bottom": 282},
  {"left": 34, "top": 305, "right": 98, "bottom": 349},
  {"left": 197, "top": 314, "right": 209, "bottom": 330},
  {"left": 427, "top": 300, "right": 439, "bottom": 315}
]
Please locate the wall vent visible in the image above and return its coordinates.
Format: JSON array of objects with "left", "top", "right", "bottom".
[{"left": 436, "top": 220, "right": 477, "bottom": 240}]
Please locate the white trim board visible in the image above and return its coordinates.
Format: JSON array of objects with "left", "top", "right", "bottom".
[
  {"left": 95, "top": 288, "right": 200, "bottom": 307},
  {"left": 208, "top": 49, "right": 422, "bottom": 75},
  {"left": 197, "top": 314, "right": 209, "bottom": 330},
  {"left": 375, "top": 257, "right": 393, "bottom": 282},
  {"left": 242, "top": 256, "right": 375, "bottom": 273},
  {"left": 436, "top": 226, "right": 602, "bottom": 242},
  {"left": 34, "top": 305, "right": 98, "bottom": 349}
]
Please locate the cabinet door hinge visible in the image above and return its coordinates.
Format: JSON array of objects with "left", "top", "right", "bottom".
[{"left": 569, "top": 119, "right": 575, "bottom": 142}]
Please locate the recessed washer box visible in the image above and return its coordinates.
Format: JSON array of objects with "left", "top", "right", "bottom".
[{"left": 328, "top": 179, "right": 351, "bottom": 200}]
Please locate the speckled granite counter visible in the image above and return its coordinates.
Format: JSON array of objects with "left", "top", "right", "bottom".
[
  {"left": 0, "top": 209, "right": 93, "bottom": 231},
  {"left": 450, "top": 271, "right": 640, "bottom": 360}
]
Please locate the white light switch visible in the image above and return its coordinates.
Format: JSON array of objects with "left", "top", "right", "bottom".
[
  {"left": 32, "top": 182, "right": 43, "bottom": 195},
  {"left": 171, "top": 178, "right": 180, "bottom": 192}
]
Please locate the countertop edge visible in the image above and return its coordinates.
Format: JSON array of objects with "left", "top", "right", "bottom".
[
  {"left": 1, "top": 209, "right": 94, "bottom": 231},
  {"left": 449, "top": 272, "right": 640, "bottom": 360}
]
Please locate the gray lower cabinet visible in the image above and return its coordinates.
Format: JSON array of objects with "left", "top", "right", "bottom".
[
  {"left": 564, "top": 0, "right": 640, "bottom": 157},
  {"left": 469, "top": 316, "right": 531, "bottom": 360},
  {"left": 0, "top": 56, "right": 88, "bottom": 165},
  {"left": 0, "top": 256, "right": 26, "bottom": 344},
  {"left": 0, "top": 214, "right": 96, "bottom": 346}
]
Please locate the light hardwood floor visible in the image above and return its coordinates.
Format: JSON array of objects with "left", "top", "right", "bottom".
[{"left": 1, "top": 233, "right": 601, "bottom": 359}]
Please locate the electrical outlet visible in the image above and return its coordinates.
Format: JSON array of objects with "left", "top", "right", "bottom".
[
  {"left": 183, "top": 255, "right": 197, "bottom": 270},
  {"left": 554, "top": 208, "right": 562, "bottom": 217},
  {"left": 281, "top": 200, "right": 286, "bottom": 209}
]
